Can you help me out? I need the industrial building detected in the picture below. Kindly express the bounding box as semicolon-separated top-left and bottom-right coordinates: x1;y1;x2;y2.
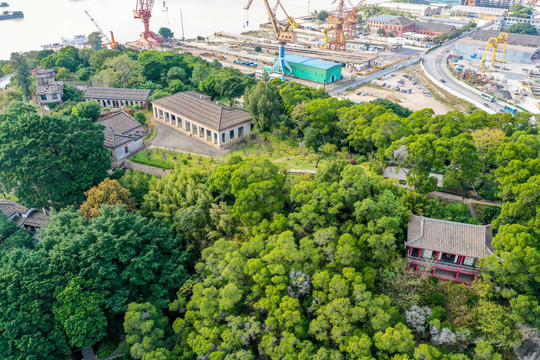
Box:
494;17;540;33
450;5;508;20
453;31;540;64
280;54;342;84
418;16;471;29
378;3;442;17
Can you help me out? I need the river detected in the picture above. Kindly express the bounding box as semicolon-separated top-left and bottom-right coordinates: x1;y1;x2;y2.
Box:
0;0;333;60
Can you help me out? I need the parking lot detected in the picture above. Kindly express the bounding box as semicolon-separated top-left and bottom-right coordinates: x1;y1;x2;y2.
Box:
343;70;454;115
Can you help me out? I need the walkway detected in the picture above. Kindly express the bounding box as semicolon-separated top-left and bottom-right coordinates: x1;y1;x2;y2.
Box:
147;119;231;157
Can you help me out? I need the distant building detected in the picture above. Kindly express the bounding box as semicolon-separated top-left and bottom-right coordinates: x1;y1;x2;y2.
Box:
414;21;456;36
98;112;143;162
450;5;508;20
493;16;540;33
0;200;49;232
461;0;522;8
367;15;455;38
32;68;64;111
152;91;253;149
82;87;152;109
406;215;494;284
378;3;442;17
453;30;540;63
281;54;342;83
418;16;471;29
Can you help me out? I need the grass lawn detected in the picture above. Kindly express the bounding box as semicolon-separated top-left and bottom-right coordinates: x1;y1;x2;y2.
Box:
0;194;19;202
130;149;217;170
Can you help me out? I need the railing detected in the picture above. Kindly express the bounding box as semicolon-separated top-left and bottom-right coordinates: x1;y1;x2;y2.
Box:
408;256;479;274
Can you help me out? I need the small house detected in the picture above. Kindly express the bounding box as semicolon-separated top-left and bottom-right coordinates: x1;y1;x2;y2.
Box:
98;112;143;162
32;68;64;110
406;215;493;284
0;200;49;232
83;87;152;109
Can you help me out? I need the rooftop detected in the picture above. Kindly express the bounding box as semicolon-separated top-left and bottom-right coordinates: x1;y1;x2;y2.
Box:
0;200;49;229
451;5;507;15
98;112;142;149
406;215;493;259
367;14;400;23
471;30;540;48
36;82;64;95
418;16;470;25
414;21;455;33
388;17;415;27
283;54;342;70
152;91;252;132
83;87;152;102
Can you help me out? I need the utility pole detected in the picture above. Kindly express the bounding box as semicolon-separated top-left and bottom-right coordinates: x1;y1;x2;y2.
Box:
180;9;185;41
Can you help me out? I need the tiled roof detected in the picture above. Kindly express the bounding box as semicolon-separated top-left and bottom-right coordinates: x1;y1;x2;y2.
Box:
98;112;142;149
414;21;455;33
0;200;27;218
389;17;415;26
0;200;49;229
152;91;252;132
83;87;152;102
36;81;64;95
367;15;400;23
283;54;342;70
406;215;493;258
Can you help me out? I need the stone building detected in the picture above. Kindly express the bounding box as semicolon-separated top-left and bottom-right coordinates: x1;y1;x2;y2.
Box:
83;87;152;109
151;91;253;149
98;112;143;162
32;68;64;110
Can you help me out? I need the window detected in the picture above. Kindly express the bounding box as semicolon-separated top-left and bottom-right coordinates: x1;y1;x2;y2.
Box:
463;257;476;267
411;248;420;258
230;130;235;139
51;94;58;100
238;126;244;137
222;133;225;143
40;95;47;101
124;146;129;154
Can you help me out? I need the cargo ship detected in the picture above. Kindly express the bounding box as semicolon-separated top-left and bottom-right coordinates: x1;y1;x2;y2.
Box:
0;3;9;7
0;11;23;20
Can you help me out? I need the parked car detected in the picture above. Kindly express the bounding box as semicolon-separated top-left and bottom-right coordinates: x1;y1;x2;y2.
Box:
440;79;446;83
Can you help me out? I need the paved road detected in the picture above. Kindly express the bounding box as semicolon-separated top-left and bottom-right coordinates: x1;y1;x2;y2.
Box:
421;40;505;114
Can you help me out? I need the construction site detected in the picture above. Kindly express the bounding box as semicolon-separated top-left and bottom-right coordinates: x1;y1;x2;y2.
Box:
451;30;540;113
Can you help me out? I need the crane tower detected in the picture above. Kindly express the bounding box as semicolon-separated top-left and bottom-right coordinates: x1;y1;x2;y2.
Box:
133;0;163;48
244;0;294;74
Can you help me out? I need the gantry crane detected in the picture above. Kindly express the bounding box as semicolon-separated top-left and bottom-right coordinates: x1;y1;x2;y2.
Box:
344;0;365;39
85;10;117;49
244;0;294;74
326;0;347;51
133;0;163;48
480;32;508;67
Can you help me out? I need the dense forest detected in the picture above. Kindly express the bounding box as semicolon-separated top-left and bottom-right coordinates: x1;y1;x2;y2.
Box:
0;43;538;360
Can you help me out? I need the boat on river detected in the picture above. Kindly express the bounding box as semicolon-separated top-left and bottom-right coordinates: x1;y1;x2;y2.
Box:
0;3;9;8
0;10;23;20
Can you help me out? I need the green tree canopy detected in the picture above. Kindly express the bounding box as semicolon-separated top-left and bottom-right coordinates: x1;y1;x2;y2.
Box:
245;81;281;132
0;104;110;208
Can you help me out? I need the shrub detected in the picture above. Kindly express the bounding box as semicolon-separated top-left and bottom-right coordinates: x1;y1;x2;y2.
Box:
429;292;445;307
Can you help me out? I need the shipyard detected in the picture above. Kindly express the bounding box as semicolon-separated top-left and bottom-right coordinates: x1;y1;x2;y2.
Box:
0;2;539;360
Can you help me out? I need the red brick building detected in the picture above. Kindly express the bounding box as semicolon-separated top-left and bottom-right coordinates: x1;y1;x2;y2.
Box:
385;17;415;37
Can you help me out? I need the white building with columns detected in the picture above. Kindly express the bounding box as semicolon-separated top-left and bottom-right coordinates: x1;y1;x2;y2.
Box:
152;91;253;149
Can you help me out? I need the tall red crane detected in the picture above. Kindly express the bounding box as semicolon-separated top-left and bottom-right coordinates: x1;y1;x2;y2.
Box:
133;0;162;48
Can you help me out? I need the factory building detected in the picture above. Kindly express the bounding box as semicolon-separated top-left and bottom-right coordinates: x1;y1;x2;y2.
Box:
453;31;540;64
280;54;342;84
493;17;540;33
418;16;471;29
450;5;508;20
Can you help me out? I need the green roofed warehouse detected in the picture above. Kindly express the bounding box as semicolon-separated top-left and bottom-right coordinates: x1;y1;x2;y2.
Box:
281;54;342;84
